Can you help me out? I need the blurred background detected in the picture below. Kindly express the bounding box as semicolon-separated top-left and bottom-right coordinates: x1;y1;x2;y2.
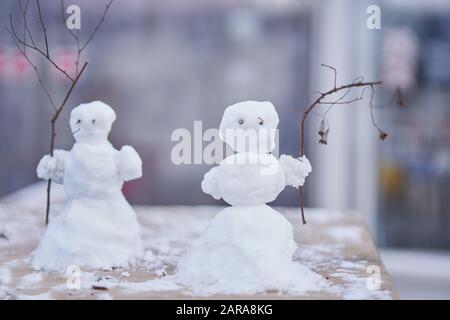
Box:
0;0;449;298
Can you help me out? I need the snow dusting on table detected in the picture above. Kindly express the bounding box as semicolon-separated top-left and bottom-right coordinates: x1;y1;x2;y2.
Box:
0;202;395;300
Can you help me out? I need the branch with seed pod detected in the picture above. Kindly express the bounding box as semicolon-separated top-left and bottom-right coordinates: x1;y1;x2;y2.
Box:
298;64;385;225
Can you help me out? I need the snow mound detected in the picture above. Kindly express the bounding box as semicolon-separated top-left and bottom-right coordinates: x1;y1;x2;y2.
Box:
175;205;327;295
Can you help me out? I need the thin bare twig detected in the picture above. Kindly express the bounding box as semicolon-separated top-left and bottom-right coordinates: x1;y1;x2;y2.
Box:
5;0;113;225
75;29;81;74
45;61;88;225
320;79;369;105
322;77;367;119
300;80;382;155
298;64;383;225
8;13;75;81
18;0;34;50
4;26;57;110
321;63;337;89
53;62;88;122
322;84;354;118
80;0;114;51
60;0;113;76
60;0;81;75
36;0;49;57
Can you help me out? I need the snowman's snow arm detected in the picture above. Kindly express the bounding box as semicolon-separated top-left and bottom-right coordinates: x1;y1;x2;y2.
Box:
279;154;312;189
116;145;143;182
201;166;222;200
36;150;69;184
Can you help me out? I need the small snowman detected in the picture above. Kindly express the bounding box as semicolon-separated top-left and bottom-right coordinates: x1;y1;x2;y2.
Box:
31;101;143;271
176;101;324;294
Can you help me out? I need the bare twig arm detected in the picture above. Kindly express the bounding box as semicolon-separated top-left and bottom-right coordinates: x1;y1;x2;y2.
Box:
299;80;382;156
297;64;383;225
52;62;88;122
45;61;89;225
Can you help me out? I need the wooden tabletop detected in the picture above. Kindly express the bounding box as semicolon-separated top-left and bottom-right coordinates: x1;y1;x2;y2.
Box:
0;193;398;300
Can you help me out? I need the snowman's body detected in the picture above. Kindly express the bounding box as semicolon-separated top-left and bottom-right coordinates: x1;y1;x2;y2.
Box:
31;101;143;271
176;101;321;294
65;143;124;198
215;153;285;206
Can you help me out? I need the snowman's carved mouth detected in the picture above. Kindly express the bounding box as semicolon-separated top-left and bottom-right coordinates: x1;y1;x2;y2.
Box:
71;128;81;135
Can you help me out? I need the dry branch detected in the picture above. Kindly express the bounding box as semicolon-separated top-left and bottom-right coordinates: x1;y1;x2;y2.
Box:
5;0;114;225
298;64;384;225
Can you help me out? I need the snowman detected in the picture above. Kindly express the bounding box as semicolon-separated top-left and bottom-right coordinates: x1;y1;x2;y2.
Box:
31;101;143;271
175;101;324;294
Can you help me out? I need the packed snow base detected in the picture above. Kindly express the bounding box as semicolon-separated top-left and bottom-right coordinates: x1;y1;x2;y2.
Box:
176;205;325;294
1;203;393;299
31;101;143;271
175;101;320;294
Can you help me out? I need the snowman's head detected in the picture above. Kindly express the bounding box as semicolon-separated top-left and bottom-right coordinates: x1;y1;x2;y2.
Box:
70;101;116;145
219;100;279;153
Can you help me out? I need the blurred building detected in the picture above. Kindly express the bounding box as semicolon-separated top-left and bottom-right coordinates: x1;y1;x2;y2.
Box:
378;0;450;248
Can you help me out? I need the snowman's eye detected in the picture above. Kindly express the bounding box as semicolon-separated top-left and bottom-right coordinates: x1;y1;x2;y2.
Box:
76;119;81;124
238;119;244;125
258;118;264;125
92;119;96;124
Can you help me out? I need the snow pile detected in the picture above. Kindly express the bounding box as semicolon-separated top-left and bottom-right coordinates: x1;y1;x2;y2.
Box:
176;205;325;294
17;292;52;300
0;267;13;300
31;101;143;271
0;205;393;299
0;268;12;286
96;293;113;300
17;272;43;289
